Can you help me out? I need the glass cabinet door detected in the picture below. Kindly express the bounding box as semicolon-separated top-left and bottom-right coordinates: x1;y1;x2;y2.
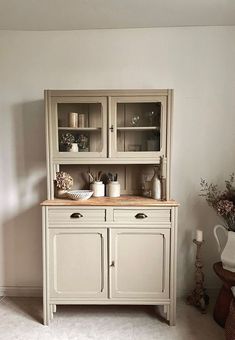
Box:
50;97;107;160
109;96;167;159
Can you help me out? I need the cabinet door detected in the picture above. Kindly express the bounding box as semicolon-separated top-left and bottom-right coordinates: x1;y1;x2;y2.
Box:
50;96;107;160
109;96;167;160
109;228;170;299
49;228;107;298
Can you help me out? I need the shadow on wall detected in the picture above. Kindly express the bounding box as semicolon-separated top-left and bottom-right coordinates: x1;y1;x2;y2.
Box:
1;100;47;289
176;179;221;298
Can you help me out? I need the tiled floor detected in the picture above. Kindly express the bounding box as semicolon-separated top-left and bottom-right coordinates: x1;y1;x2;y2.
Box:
0;297;224;340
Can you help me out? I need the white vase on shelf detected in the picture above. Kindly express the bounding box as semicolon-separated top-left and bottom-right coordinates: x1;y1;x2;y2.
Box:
69;143;78;152
214;225;235;272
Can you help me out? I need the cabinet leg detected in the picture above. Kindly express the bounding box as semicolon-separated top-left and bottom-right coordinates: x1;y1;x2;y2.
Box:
43;300;50;326
53;304;57;313
164;305;170;321
50;305;54;320
169;301;176;326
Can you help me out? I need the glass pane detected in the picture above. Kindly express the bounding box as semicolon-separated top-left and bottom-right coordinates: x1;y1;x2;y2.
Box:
57;103;102;153
116;102;161;152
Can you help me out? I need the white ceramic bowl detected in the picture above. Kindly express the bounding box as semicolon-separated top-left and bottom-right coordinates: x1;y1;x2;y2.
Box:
66;190;93;201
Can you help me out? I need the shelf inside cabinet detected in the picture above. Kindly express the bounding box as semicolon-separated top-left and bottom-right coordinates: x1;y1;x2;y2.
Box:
117;126;160;132
58;127;101;131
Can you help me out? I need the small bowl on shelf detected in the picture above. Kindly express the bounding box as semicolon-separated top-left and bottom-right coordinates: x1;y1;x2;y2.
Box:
66;190;93;201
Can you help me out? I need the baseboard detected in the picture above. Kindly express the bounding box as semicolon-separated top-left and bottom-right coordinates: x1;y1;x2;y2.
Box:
0;286;42;297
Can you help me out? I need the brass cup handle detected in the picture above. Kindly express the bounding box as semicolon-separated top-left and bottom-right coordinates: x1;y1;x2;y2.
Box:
70;212;83;219
135;213;148;219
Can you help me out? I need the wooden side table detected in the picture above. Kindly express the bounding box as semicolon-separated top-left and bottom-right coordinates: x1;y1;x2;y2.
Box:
213;262;235;327
225;294;235;340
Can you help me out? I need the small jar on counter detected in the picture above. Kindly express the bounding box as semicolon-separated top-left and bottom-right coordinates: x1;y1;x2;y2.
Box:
106;181;120;197
90;181;105;197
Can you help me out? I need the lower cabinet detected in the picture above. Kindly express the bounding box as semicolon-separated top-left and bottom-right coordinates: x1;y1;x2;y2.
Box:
49;227;169;301
42;205;178;326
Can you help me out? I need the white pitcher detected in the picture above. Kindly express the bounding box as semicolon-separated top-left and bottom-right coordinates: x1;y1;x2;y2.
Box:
214;225;235;272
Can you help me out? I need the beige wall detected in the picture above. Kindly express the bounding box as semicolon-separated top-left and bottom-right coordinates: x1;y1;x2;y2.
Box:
0;26;235;296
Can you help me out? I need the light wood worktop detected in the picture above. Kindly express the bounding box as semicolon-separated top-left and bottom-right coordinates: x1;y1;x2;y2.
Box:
41;195;179;207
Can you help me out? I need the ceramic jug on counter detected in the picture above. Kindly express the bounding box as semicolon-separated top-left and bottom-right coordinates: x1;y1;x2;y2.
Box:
214;225;235;272
151;167;161;200
107;181;120;197
90;181;105;197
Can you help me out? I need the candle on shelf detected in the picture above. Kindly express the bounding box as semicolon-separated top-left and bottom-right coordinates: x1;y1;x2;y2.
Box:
69;112;78;128
78;114;85;128
196;229;203;242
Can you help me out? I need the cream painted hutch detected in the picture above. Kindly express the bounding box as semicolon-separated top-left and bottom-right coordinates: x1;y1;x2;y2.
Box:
41;90;178;326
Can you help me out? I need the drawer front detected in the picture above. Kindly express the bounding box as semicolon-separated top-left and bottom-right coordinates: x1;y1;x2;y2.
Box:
48;208;106;225
113;209;171;223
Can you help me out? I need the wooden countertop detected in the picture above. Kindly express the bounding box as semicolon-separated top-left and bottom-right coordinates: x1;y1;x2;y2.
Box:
41;196;179;207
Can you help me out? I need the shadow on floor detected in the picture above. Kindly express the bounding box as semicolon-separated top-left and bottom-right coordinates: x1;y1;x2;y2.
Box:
1;297;43;324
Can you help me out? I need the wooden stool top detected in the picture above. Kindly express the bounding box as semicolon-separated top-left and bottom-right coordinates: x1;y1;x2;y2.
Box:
213;262;235;287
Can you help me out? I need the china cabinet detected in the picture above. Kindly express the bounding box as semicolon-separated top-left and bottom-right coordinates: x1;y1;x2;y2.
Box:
42;90;178;326
46;90;171;162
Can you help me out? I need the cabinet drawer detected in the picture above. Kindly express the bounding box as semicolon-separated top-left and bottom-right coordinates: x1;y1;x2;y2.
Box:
113;209;171;223
48;208;106;225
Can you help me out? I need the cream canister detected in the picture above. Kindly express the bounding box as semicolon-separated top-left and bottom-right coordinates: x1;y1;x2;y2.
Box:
90;181;105;197
107;181;120;197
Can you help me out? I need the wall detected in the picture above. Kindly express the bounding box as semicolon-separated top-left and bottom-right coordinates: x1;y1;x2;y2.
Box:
0;27;235;296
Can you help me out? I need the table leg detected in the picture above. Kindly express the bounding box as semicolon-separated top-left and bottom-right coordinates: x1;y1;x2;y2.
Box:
214;284;233;327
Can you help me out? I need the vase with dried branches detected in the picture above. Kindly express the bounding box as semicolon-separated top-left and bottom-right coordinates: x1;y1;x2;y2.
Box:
55;171;73;198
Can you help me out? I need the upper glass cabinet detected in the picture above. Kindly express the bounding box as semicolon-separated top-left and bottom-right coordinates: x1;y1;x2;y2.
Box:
50;97;107;159
46;91;170;163
109;96;167;159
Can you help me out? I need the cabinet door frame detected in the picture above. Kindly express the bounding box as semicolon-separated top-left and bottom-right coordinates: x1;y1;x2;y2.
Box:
49;96;107;160
109;96;167;159
49;227;108;299
109;227;170;299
